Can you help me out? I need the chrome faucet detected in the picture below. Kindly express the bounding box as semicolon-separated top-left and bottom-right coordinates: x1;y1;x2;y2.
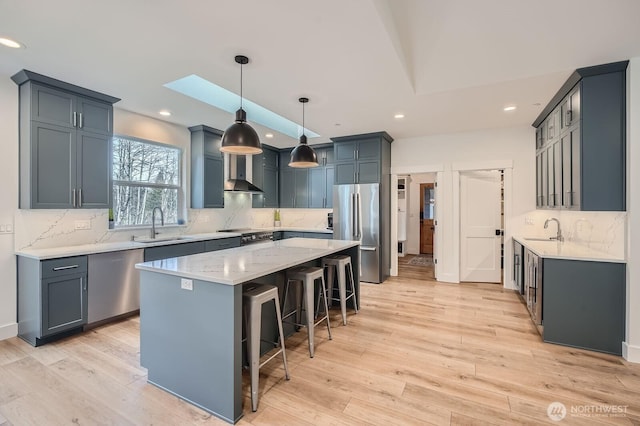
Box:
544;217;563;242
150;207;164;239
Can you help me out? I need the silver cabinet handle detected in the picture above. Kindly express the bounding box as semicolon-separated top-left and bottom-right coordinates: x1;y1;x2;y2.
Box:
565;110;572;126
73;112;77;127
81;276;87;291
79;112;83;128
53;264;79;271
353;172;356;183
78;188;82;207
72;188;76;207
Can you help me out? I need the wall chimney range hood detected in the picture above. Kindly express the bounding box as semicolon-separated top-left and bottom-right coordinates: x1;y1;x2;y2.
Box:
224;154;263;193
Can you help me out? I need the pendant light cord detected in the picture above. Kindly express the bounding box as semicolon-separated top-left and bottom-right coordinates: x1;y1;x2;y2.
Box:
240;62;243;110
302;101;305;137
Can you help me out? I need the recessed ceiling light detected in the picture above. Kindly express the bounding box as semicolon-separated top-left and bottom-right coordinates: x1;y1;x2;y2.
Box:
0;37;24;49
335;123;341;126
394;113;405;119
503;106;517;112
159;110;171;116
265;133;274;138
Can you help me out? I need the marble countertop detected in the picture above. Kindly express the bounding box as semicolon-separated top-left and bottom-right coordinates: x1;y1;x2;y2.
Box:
135;238;359;285
15;227;334;260
15;232;242;260
513;236;626;263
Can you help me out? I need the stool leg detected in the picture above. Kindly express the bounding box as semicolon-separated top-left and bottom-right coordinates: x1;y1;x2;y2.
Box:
273;296;290;380
304;279;315;358
337;264;347;325
320;275;332;340
247;301;261;412
348;262;358;313
325;264;335;308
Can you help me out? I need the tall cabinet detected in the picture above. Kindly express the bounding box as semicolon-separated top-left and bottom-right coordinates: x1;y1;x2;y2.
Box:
308;145;334;208
190;125;224;208
533;61;627;211
252;144;279;208
12;70;120;209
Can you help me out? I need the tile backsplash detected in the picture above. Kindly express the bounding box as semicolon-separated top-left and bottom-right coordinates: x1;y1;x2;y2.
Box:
522;210;626;259
15;193;332;251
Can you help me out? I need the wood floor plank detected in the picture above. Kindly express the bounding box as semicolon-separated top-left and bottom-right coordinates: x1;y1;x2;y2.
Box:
1;255;638;424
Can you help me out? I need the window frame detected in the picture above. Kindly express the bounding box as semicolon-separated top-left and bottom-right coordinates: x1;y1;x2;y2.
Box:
111;134;184;229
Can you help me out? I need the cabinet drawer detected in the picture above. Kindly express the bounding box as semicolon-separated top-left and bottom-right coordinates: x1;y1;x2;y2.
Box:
204;237;241;252
41;256;88;278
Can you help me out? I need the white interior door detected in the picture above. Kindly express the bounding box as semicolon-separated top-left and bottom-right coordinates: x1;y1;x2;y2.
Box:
460;170;502;283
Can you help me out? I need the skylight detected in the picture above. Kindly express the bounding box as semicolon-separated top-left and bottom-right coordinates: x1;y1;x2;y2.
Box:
164;75;320;139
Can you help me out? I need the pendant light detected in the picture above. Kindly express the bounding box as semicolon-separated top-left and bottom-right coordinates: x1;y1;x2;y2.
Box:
220;55;262;155
289;97;318;168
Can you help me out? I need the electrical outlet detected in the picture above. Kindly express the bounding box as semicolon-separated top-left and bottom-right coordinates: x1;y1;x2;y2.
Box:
0;224;14;234
181;279;193;291
75;220;91;230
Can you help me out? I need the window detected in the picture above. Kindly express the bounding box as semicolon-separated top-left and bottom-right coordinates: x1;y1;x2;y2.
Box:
112;136;182;227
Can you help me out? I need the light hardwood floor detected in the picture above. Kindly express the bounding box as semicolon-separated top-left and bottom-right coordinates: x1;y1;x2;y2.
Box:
1;255;639;425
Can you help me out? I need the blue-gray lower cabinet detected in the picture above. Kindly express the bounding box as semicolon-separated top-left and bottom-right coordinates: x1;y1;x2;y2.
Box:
281;231;332;240
144;241;207;262
542;259;625;355
204;237;241;252
18;255;88;346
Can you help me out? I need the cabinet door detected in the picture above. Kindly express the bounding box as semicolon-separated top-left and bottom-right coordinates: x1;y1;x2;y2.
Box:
355;138;380;161
204;155;224;208
561;132;574;208
569;86;581;125
263;147;279;168
263;166;279;208
31;121;76;209
41;272;87;336
357;160;380;184
279;168;295;208
204;237;241;252
77;131;110;208
308;167;325;208
294;169;309;208
540;148;548;207
323;147;334;165
334;141;357;162
536;153;542;207
325;166;334;208
547;109;560;142
335;162;356;184
77;97;112;135
552;140;562;208
570;127;581;209
143;241;206;262
31;84;75;128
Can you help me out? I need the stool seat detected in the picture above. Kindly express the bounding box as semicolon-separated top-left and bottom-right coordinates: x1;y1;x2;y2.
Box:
283;266;332;358
243;282;290;412
322;254;358;325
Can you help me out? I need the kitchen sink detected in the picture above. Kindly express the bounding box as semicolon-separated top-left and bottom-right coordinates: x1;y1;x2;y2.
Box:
135;236;194;244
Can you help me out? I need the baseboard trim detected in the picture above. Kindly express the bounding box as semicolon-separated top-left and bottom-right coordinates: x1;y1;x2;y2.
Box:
622;342;640;363
0;322;18;341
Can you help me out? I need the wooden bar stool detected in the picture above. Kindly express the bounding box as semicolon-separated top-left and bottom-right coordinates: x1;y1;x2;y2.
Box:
243;282;290;412
283;266;332;357
322;254;358;325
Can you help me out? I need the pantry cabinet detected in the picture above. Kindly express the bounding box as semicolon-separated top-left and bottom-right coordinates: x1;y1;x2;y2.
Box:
533;61;627;211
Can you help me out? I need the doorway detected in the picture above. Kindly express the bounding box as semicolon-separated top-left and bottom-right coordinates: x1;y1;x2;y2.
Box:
419;183;435;255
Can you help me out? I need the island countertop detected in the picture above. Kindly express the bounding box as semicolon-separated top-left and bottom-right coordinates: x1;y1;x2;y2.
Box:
135;238;359;285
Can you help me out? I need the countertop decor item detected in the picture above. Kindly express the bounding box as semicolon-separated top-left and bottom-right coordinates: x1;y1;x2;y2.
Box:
274;209;281;226
220;55;262;155
289;97;318;167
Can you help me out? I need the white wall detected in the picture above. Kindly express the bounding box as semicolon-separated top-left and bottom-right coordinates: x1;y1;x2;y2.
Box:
391;126;536;284
0;75;19;340
625;57;640;362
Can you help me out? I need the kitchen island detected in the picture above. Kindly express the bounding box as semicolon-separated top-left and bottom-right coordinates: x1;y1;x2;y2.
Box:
135;238;360;424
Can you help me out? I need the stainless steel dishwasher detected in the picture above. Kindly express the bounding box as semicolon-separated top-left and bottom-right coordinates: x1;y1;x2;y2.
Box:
87;249;144;325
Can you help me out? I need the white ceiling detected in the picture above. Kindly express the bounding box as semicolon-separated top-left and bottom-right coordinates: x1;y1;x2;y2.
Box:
2;0;640;148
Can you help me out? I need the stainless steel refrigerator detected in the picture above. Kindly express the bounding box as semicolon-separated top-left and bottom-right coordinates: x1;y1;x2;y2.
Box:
333;183;382;283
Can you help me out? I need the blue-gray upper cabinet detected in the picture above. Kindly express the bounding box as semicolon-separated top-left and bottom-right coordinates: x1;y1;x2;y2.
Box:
252;144;279;208
190;125;224;209
331;132;393;185
307;144;335;208
12;70;119;209
533;61;627;211
279;150;309;208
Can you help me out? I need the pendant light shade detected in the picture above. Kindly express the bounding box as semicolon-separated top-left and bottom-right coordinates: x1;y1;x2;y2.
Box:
220;55;262;155
289;97;318;168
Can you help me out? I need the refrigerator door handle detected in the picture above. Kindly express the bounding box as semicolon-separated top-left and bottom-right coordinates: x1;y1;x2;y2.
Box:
360;246;377;251
356;192;362;240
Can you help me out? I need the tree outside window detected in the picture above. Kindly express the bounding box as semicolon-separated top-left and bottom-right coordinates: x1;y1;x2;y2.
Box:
112;136;181;227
